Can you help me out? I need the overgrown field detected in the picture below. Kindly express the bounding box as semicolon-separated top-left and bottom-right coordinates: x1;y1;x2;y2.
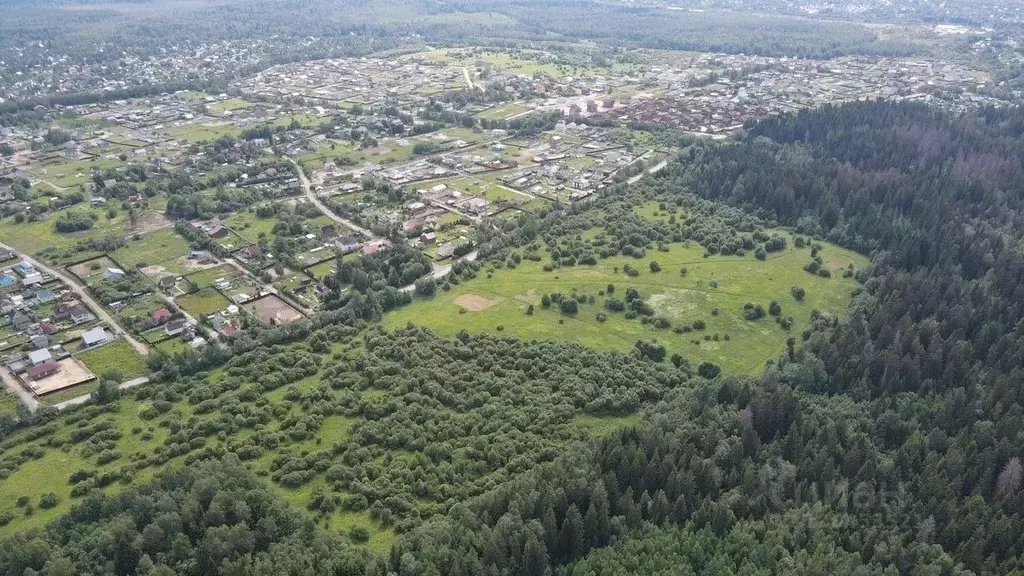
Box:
77;340;148;380
0;329;677;552
385;231;867;373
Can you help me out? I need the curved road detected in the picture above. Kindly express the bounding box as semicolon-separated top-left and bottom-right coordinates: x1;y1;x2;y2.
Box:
0;242;150;357
288;159;378;240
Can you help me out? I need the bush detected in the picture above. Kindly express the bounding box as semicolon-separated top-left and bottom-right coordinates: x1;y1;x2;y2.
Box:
39;492;60;509
54;210;95;233
559;299;578;315
596;313;607;323
414;277;436;297
743;303;766;321
791;285;806;300
349;526;371;542
769;300;782;316
698;362;721;379
649;261;661;272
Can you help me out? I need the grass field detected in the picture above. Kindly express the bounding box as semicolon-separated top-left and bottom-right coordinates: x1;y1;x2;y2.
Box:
184;263;238;288
384;235;868;374
475;102;532;120
29;156;124;188
39;381;100;406
77;340;148;380
208;98;250;115
166;122;240;143
306;260;337;280
0;206;124;256
0;391;20;419
109;228;191;271
177;288;231;316
224;211;280;242
156;338;192;356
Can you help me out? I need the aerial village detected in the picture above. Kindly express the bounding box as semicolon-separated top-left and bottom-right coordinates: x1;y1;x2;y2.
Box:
0;38;1018;410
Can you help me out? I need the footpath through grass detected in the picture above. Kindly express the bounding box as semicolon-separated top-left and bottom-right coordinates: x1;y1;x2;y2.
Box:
384;235;868;374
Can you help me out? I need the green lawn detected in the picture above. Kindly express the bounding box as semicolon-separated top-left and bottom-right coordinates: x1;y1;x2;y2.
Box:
39;381;100;406
77;340;148;380
156;338;192;356
177;288;230;316
0;206;132;256
184;264;238;289
224;211;280;243
306;260;337;280
109;228;191;271
475;102;532;120
166;122;240;143
384;236;868;374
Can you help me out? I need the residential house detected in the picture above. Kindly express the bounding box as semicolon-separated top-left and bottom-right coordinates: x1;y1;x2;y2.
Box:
16;260;34;276
102;268;126;280
165;319;187;337
28;348;52;365
68;307;94;324
361;240;387;256
30;334;48;350
0;249;14;262
420;232;437;245
90;197;108;207
238;245;261;260
334;235;359;254
0;273;15;288
21;271;43;287
33;289;55;305
436;242;455;259
151;308;172;324
320;224;338;239
338;182;361;194
81;327;109;348
158;276;177;291
11;311;31;330
26;361;60;381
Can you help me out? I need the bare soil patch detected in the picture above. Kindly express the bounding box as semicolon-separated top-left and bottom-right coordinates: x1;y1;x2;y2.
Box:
28;358;95;396
454;294;499;311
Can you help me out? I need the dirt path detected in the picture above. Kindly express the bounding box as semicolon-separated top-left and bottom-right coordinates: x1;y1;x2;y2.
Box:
51;376;150;411
288;159;378;239
0;242;150;357
1;367;37;414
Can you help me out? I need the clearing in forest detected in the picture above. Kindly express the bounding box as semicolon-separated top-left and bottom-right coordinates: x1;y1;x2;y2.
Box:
385;232;868;374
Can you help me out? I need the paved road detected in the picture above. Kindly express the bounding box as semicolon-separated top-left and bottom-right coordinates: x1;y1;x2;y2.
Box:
51;376;150;411
462;67;478;91
1;367;38;414
0;242;150;357
400;250;479;293
289;159;378;239
628;159;668;185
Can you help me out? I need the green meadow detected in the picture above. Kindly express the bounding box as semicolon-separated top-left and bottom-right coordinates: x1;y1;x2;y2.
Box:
385;236;868;374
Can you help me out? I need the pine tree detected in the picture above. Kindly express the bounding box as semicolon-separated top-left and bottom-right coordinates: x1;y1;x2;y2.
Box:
521;534;548;576
557;504;584;563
